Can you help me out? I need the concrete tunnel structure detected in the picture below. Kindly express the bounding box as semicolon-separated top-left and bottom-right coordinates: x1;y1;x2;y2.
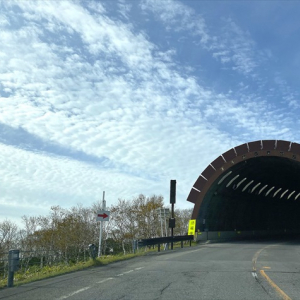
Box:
187;140;300;233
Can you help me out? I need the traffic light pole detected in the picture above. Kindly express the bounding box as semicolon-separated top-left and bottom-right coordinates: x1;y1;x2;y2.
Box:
169;180;176;250
171;202;174;250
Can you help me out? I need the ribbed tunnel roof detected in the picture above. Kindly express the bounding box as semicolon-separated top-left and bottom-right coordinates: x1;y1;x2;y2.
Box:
187;140;300;231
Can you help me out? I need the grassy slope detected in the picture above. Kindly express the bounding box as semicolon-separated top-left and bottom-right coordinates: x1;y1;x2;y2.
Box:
0;241;196;289
0;252;144;289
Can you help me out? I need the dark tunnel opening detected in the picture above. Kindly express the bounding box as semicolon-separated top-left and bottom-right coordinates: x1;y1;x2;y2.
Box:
201;157;300;231
188;140;300;234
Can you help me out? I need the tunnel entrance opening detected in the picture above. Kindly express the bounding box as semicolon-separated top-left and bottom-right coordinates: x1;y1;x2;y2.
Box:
187;140;300;234
201;156;300;231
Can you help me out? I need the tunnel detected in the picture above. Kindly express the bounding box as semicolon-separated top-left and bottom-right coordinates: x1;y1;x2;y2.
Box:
187;140;300;233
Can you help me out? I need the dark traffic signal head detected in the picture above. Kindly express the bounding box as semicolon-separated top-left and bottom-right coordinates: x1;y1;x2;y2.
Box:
170;180;176;204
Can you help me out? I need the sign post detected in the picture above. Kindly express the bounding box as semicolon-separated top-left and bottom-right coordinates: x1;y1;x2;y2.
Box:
97;192;110;257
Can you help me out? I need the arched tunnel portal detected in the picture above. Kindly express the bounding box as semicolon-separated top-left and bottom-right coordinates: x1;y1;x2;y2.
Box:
187;140;300;232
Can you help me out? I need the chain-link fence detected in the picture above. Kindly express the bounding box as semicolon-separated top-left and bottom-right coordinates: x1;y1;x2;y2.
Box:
0;239;138;288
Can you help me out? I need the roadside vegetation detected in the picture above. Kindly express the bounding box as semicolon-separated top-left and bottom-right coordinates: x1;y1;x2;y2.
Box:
0;252;144;288
0;194;192;288
0;243;195;289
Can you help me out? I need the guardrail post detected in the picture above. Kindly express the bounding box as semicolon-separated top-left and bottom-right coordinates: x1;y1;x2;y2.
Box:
8;249;20;287
158;244;160;252
189;240;192;247
181;241;183;248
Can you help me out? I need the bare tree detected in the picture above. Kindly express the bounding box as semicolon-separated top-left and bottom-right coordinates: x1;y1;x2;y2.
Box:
174;208;193;235
0;220;18;252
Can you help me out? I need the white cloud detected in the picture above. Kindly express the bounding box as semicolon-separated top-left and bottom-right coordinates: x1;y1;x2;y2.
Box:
141;1;259;76
0;143;170;221
0;0;299;225
141;0;209;43
214;19;258;75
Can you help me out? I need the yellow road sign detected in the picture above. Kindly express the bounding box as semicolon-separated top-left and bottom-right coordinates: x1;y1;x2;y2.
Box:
188;219;196;235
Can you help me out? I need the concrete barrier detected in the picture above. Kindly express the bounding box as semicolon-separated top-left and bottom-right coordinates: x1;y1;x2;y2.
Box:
196;229;300;242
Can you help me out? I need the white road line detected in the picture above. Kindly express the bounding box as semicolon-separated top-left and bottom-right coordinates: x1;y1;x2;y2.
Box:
188;248;205;254
58;286;90;300
163;248;204;260
116;267;144;277
97;278;114;284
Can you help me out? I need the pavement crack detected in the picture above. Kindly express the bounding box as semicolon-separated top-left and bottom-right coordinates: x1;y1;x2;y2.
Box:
160;282;172;295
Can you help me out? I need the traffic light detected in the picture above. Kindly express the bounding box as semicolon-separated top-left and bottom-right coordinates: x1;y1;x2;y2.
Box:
170;180;176;204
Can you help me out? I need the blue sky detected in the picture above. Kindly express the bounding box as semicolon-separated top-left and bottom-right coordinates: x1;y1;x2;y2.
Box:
1;0;300;225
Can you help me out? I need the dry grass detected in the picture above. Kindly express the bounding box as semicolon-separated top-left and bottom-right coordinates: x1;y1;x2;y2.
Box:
0;241;196;289
0;251;144;289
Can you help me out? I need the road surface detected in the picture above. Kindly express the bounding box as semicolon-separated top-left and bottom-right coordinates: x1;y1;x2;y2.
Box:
1;239;300;299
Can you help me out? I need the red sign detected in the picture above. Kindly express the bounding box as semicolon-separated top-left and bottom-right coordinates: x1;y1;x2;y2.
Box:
98;213;108;219
96;210;110;221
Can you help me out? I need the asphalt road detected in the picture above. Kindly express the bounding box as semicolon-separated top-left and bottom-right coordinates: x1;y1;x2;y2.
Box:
1;239;300;300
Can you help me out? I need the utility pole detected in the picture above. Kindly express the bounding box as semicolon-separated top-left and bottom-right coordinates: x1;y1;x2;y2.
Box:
98;191;106;257
164;209;169;237
156;208;163;237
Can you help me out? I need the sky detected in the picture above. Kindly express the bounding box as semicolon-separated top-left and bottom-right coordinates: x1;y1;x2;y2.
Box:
1;0;300;226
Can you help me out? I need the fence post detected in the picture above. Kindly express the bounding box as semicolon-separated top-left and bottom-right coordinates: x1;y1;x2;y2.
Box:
158;244;160;252
8;250;20;287
181;241;183;248
132;240;138;254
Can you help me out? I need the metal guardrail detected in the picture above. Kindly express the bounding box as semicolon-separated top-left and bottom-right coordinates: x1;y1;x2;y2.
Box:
137;235;193;252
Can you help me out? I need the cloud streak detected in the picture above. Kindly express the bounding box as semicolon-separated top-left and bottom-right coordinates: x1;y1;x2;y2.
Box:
0;0;299;225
